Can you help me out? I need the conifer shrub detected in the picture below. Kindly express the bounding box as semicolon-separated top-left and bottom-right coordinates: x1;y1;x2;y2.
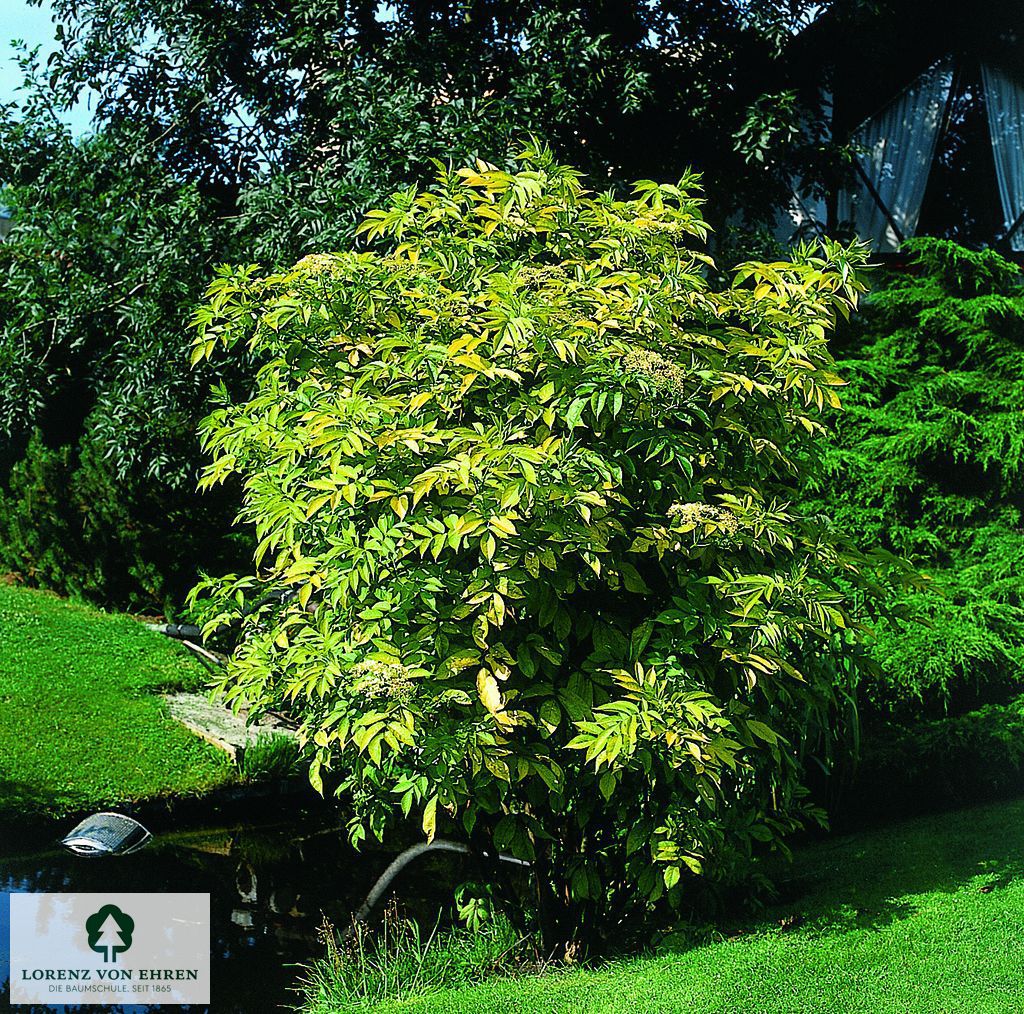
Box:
807;238;1024;722
0;426;243;613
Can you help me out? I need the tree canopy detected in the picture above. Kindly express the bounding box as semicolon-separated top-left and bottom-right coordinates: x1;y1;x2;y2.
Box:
0;0;839;608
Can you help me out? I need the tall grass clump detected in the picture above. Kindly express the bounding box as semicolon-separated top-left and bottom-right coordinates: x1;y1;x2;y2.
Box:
240;732;303;782
298;908;530;1012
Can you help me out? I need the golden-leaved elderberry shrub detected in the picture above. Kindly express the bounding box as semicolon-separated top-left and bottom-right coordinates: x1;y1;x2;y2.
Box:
190;145;890;954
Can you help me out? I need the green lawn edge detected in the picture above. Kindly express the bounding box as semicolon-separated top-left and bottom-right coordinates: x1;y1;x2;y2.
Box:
347;796;1024;1014
0;582;236;820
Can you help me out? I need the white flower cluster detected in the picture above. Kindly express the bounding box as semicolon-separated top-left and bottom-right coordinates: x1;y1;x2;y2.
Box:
517;264;567;283
293;253;342;275
622;346;689;397
350;659;415;701
667;501;739;535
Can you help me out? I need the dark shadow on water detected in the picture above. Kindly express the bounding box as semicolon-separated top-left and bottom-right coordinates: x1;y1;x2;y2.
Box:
0;801;480;1013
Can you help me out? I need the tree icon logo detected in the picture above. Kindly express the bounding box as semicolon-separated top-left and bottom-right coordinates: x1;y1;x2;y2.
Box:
85;904;135;963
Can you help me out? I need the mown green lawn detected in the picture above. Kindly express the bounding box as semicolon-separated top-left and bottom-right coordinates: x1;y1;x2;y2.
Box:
0;582;234;819
365;797;1024;1013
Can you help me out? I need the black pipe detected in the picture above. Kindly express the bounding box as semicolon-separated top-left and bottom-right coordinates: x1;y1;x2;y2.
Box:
156;623;203;640
149;588;295;643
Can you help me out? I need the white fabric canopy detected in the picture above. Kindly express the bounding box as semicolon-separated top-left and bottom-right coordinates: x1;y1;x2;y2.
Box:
772;184;827;246
837;61;953;252
982;63;1024;252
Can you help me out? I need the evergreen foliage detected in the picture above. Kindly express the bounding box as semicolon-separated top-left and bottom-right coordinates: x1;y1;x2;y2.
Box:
843;696;1024;822
0;428;242;610
806;238;1024;720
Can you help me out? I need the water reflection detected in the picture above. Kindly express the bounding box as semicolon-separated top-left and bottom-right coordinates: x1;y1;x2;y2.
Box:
1;811;471;1013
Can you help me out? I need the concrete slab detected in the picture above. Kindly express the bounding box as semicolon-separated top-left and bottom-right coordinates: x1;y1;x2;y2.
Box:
163;693;297;762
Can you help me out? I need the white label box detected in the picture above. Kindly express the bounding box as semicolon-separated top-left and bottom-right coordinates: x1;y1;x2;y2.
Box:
9;892;210;1005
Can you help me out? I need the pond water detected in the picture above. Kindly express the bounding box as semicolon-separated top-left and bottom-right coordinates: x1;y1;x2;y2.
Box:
1;804;476;1013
